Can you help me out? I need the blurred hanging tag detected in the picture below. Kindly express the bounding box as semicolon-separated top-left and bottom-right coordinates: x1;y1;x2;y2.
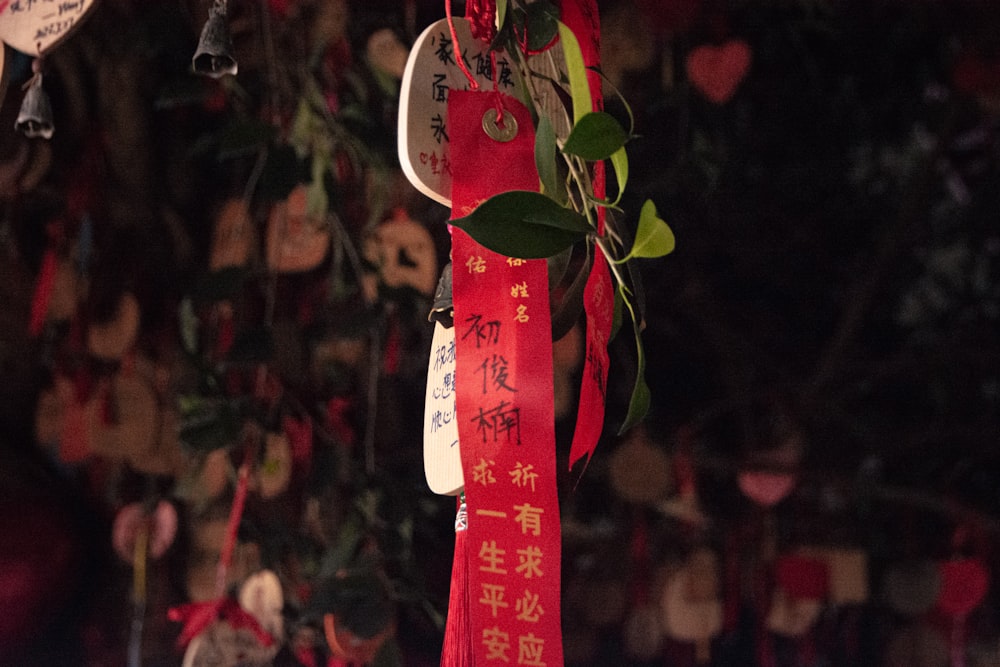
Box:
210;198;255;271
361;210;438;298
254;432;293;499
397;17;516;206
661;549;723;663
87;292;141;361
0;44;7;107
181;621;277;667
238;570;284;642
91;370;160;463
0;0;99;56
423;320;462;495
265;184;330;273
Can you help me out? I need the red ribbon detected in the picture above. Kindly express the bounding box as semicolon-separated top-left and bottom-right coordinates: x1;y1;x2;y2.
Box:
167;598;274;650
169;457;258;649
449;89;565;666
561;0;615;470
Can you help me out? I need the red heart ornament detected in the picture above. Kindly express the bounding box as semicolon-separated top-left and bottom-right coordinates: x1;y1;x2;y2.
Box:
686;40;752;104
937;558;990;617
737;469;797;507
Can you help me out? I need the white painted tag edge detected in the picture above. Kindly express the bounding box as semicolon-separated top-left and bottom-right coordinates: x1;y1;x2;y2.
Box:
398;18;454;208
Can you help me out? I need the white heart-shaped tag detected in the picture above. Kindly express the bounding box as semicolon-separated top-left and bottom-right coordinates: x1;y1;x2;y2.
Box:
398;17;517;207
0;0;99;56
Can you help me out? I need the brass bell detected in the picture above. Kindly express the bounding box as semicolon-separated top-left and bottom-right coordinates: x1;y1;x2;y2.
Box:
192;0;238;78
15;72;54;140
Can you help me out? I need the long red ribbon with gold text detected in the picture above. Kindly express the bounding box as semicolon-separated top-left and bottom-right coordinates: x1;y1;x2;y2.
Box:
450;88;564;666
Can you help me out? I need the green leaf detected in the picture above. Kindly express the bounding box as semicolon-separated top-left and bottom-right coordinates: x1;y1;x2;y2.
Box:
628;199;675;259
557;21;591;123
524;1;559;52
618;292;651;433
496;0;508;30
562;112;628;161
589;66;636;137
449;190;590;259
620;375;651;434
178;395;244;452
608;146;628;206
535;116;565;204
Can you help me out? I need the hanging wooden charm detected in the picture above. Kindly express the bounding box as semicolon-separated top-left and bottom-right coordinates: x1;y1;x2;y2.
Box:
398;16;501;207
799;546;869;606
87;292;141;361
88;367;160;463
765;554;828;638
253;431;293;499
609;426;673;505
423;320;462;495
0;0;98;56
265;184;330;273
210;198;255;271
361;208;438;300
661;548;723;663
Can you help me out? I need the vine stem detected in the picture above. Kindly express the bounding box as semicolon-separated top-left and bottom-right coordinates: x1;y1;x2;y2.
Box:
595;235;630;295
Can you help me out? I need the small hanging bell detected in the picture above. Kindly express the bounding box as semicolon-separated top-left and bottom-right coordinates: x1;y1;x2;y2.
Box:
428;262;453;327
15;70;54;140
192;0;238;78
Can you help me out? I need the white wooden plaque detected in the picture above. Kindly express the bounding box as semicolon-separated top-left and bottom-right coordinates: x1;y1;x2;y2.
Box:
0;0;98;57
398;17;517;207
423;321;463;495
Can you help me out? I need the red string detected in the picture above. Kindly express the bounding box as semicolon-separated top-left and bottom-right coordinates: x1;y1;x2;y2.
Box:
445;0;479;90
217;457;251;598
169;598;273;649
489;51;505;124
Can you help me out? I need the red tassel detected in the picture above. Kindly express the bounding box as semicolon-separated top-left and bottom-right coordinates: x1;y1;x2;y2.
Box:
441;498;474;667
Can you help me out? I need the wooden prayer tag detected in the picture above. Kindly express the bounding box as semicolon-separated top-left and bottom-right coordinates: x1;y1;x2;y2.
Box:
398;17;511;207
423;320;462;495
0;0;99;56
87;292;141;361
